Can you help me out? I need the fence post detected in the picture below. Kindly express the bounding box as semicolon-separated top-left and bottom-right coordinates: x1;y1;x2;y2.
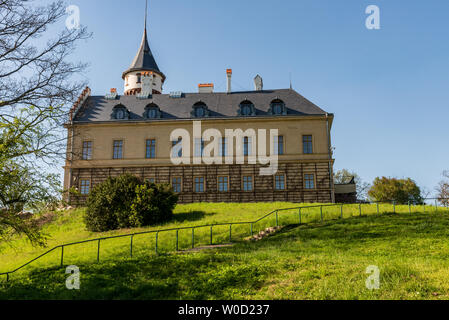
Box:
6;273;9;283
155;232;158;254
229;224;232;243
192;228;195;249
408;201;411;214
250;223;253;236
340;204;343;219
210;226;213;245
97;239;101;263
435;199;438;213
320;206;323;222
359;203;362;216
393;201;396;214
376;202;379;215
299;208;302;224
60;245;64;267
424;203;426;213
176;230;179;251
276;211;279;227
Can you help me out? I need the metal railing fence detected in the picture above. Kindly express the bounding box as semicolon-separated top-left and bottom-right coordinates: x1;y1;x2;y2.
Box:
1;198;448;283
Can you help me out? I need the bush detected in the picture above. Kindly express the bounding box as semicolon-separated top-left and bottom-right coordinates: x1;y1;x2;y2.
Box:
368;177;423;204
84;174;178;232
130;183;178;227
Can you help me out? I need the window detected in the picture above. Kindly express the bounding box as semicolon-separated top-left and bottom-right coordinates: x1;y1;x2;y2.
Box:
137;73;141;83
172;139;182;158
219;137;228;157
243;137;252;156
145;104;160;119
82;141;92;160
270;99;286;115
192;102;209;118
116;109;125;119
275;174;285;190
194;138;205;157
195;107;205;117
218;176;229;192
172;177;182;193
239;101;254;116
243;176;253;191
304;174;315;189
113;140;123;159
274;136;284;155
303;135;313;154
194;177;205;193
113;105;128;120
148;108;157;118
80;179;90;195
146;139;156;159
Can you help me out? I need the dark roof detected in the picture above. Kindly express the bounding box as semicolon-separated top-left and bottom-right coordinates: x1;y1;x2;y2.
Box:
122;29;163;79
73;89;330;123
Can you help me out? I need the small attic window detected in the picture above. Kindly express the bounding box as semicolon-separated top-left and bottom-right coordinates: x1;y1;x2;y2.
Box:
238;101;255;116
112;105;129;120
269;99;287;115
192;102;209;118
145;103;161;119
137;73;142;83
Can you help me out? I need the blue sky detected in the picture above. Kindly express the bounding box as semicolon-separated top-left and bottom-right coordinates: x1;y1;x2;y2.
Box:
60;0;449;195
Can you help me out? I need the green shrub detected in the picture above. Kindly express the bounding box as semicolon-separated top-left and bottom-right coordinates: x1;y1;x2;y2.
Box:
130;183;178;227
84;174;178;232
368;177;423;204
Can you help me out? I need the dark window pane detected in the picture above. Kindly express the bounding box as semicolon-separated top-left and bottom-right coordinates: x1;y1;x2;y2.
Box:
82;141;92;160
303;135;313;154
146;139;156;159
113;140;123;159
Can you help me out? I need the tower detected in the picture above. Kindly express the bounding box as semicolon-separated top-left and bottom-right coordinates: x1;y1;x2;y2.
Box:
122;0;165;95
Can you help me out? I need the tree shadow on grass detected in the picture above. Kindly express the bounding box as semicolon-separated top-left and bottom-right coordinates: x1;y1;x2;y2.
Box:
172;211;217;224
0;252;268;300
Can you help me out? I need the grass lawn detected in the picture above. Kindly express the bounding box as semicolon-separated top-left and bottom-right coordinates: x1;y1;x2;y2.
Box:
1;202;449;299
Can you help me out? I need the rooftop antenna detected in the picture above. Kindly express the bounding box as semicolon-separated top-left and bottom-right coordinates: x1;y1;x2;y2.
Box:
289;72;292;90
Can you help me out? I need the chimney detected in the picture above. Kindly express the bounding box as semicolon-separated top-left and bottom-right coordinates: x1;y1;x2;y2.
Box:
254;75;263;91
226;69;232;93
105;88;118;100
198;83;214;93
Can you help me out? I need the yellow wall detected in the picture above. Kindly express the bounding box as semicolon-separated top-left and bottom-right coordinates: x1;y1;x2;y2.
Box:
64;115;333;191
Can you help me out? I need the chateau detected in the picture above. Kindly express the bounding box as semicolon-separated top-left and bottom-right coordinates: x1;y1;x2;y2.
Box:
63;9;336;205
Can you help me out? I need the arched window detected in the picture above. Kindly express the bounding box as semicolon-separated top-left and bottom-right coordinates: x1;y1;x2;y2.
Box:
144;103;161;119
269;99;287;115
191;102;209;118
112;104;129;120
238;100;255;116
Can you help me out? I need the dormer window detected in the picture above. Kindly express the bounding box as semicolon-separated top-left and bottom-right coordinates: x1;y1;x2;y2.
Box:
144;104;161;119
269;99;287;115
112;105;129;120
191;102;209;118
238;101;255;116
116;109;125;119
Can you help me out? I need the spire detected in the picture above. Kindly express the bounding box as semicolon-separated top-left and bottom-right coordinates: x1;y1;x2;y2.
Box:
122;0;164;79
144;0;147;30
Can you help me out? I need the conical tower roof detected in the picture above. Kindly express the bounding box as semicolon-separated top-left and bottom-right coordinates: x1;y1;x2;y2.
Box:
122;2;165;80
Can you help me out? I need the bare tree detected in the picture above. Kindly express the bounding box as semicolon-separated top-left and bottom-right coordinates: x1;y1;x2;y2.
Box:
436;171;449;206
0;0;91;245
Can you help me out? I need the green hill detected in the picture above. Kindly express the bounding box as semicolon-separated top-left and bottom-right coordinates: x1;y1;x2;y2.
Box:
1;202;449;299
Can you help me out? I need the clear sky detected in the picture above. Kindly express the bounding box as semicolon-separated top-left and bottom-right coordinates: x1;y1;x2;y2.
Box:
60;0;449;195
